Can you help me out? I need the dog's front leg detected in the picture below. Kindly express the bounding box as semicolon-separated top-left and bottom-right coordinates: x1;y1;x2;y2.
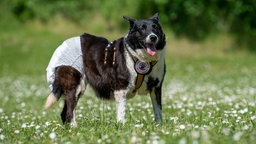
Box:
114;90;128;123
150;86;162;124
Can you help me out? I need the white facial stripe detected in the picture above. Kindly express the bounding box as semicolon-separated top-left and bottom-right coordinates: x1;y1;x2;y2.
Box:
146;33;159;43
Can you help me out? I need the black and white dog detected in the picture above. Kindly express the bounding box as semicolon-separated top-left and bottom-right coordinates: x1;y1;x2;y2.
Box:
45;13;166;126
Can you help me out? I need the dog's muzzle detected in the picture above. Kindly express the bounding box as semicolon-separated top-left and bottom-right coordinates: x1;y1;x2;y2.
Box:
145;33;158;56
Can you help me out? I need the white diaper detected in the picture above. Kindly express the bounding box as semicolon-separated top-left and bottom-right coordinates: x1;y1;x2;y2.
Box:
46;36;84;91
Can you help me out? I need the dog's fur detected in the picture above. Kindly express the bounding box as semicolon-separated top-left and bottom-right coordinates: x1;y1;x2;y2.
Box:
45;13;166;126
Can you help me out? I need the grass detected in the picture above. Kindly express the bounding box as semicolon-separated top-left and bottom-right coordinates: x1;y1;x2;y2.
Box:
0;18;256;144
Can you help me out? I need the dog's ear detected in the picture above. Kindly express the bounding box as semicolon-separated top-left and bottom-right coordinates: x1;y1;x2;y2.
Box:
150;13;159;21
123;16;136;27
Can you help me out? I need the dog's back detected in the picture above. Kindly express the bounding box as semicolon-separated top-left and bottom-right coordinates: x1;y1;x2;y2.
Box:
80;33;130;99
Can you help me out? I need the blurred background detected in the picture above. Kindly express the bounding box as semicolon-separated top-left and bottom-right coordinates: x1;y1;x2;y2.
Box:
0;0;255;78
1;1;256;143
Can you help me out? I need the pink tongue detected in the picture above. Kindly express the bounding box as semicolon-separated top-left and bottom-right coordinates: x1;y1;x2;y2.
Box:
146;45;156;56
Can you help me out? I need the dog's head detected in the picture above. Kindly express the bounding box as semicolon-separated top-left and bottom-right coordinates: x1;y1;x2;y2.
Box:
124;13;166;62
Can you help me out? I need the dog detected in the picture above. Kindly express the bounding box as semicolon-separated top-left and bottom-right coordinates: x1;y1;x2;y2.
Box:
45;13;166;126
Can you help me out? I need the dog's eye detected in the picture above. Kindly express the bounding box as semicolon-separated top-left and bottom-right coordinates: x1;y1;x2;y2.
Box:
141;25;147;30
152;24;157;29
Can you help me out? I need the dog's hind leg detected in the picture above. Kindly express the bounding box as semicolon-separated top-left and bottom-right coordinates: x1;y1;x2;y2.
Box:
150;86;162;124
61;88;78;127
52;66;84;127
61;81;85;127
61;79;85;127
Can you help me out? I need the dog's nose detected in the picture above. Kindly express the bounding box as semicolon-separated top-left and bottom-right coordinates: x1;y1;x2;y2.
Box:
149;35;157;42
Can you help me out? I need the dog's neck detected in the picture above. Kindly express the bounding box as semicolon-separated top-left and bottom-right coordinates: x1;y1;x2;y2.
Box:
123;35;158;93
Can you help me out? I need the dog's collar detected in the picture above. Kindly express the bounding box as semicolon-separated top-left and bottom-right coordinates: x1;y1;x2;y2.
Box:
124;40;158;93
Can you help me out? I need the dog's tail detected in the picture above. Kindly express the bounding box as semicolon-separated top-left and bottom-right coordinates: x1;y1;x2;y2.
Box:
44;85;62;109
44;93;58;109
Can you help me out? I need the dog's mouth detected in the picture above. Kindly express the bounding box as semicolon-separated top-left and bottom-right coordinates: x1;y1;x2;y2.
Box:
145;43;157;56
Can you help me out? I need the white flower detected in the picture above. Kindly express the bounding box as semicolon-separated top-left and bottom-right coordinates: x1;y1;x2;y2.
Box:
222;120;229;124
130;136;137;143
179;137;186;144
45;121;51;126
233;131;243;141
42;111;47;115
179;125;185;130
152;139;163;144
49;132;56;139
134;124;144;128
191;131;200;139
250;115;256;120
21;123;27;128
231;110;237;114
0;108;3;113
170;117;179;123
243;125;249;130
222;128;230;136
0;134;4;140
21;102;26;107
97;139;102;143
239;108;248;114
14;130;20;134
35;125;40;130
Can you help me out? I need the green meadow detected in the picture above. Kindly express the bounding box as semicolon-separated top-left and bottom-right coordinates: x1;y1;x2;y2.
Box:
1;14;256;144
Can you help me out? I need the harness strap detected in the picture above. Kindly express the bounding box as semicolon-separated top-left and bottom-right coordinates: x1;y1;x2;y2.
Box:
133;61;157;93
135;74;144;90
104;42;116;65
